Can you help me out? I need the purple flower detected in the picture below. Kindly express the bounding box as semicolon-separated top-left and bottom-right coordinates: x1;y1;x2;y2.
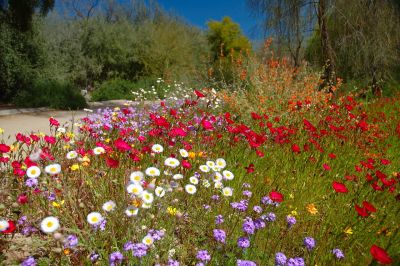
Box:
213;229;226;243
123;241;134;251
242;183;251;188
109;251;123;265
90;252;100;262
64;234;78;248
18;216;27;225
265;212;276;222
203;204;211;210
253;205;263;213
196;263;205;266
275;252;287;265
242;217;255;235
286;215;296;228
21;256;36;266
211;195;220;201
261;196;273;205
231;200;248;212
196;250;211;262
215;215;224;225
287;257;305;266
332;248;344;259
304;237;316;250
132;243;148;258
237;260;257;266
168;259;180;266
254;218;265;230
25;178;38;187
243;190;252;198
47;192;56;201
237;237;250;249
148;229;165;241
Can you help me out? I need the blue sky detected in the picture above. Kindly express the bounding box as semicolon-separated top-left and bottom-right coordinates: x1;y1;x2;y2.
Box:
157;0;259;38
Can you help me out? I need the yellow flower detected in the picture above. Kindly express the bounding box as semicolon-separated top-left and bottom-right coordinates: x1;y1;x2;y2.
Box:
291;210;298;216
188;152;196;159
306;203;318;215
38;132;45;137
0;128;4;134
70;164;80;171
344;226;353;235
10;144;18;152
66;132;74;138
167;206;178;216
52;200;65;208
198;152;204;157
105;138;111;143
63;145;70;150
289;193;294;199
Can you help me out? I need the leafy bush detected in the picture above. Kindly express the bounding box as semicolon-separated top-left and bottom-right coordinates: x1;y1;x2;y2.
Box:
91;78;136;101
12;79;87;110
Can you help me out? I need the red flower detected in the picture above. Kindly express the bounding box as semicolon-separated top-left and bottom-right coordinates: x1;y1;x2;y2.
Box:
245;163;255;173
114;138;131;152
328;153;336;159
269;191;284;202
182;160;192;169
370;245;392;264
291;144;301;153
323;164;331;171
2;220;16;234
194;89;205;98
251;112;262;120
201;120;214;131
0;144;10;153
256;150;264;158
106;157;119;168
17;194;29;205
362;201;376;213
355;204;369;217
44;135;56;144
49;117;60;127
332;181;348;193
380;159;391;165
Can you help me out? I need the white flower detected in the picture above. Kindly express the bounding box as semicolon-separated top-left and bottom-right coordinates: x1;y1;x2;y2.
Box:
189;176;199;185
155;187;165;197
125;206;139;217
0;220;9;232
142;235;154;246
45;164;61;175
206;161;215;168
202;179;211;188
165;158;180;168
66;151;78;159
213;172;223;182
57;127;66;133
145;167;160;177
211;165;221;172
40;216;60;233
223;170;234;180
87;212;103;225
173;174;183;180
216;158;226;169
215;181;223;189
199;165;210;173
185;184;197;194
130;171;144;183
142;191;154;204
141;202;152;209
179;149;188;157
93;146;105;155
127;183;143;196
222;187;233;197
102;201;116;212
29;149;42;162
26;166;41;178
152;144;164;153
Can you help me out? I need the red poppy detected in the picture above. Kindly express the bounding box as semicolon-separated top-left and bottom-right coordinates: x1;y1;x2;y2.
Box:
380;159;391;165
362;201;376;213
44;135;56;144
355;204;369;217
370;245;392;264
256;150;264;158
194;89;205;98
49;117;60;127
251;112;262;120
201;120;214;131
106;157;119;168
114;138;131;152
0;144;11;153
291;144;301;153
323;164;331;171
328;153;336;159
17;194;29;204
245;163;255;173
332;181;348;193
2;220;16;234
269;191;284;203
181;160;191;169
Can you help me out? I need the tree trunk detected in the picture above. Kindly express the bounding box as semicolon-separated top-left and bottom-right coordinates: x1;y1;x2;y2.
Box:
317;0;336;92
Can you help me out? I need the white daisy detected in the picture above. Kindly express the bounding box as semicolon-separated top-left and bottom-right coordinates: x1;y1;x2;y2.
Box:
40;216;60;233
165;158;180;168
213;172;223;182
173;174;183;180
206;161;215;168
179;149;188;157
189;176;199;185
223;170;234;180
155;187;165;197
216;158;226;169
45;164;61;175
211;165;221;172
141;191;154;204
199;165;210;173
87;212;103;225
141;202;152;209
185;184;197;194
130;171;144;183
202;179;211;188
127;183;143;196
222;187;233;197
0;220;9;232
57;127;66;133
66;151;78;159
215;181;223;189
145;167;160;177
151;144;164;153
102;200;116;212
93;146;105;155
125;206;139;217
142;235;154;246
26;166;41;178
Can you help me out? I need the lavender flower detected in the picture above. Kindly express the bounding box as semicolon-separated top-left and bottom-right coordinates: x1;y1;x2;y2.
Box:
211;195;220;201
148;229;165;241
242;183;251;188
47;192;56;201
213;229;226;243
243;190;252;198
332;248;345;259
265;212;276;222
237;260;257;266
286;215;296;228
231;200;248;212
304;237;316;250
237;237;250;249
242;217;255;235
64;234;78;248
109;251;123;265
203;204;211;210
215;215;224;225
18;216;27;225
275;252;287;265
253;205;263;213
287;257;305;266
25;178;38;187
132;243;148;258
196;250;211;263
254;218;266;230
90;252;100;262
123;241;134;251
168;259;180;266
21;256;36;266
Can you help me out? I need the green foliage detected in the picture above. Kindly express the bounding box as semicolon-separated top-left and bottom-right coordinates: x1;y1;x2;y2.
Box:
91;78;136;101
12;78;87;109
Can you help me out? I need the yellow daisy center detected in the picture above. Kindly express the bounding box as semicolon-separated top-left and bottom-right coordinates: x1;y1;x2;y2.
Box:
91;217;98;223
47;221;53;228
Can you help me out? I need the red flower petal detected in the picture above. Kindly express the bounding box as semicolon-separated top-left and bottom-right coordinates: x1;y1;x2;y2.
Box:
332;181;348;193
269;191;284;203
355;204;369;217
362;201;376;213
370;245;392;264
